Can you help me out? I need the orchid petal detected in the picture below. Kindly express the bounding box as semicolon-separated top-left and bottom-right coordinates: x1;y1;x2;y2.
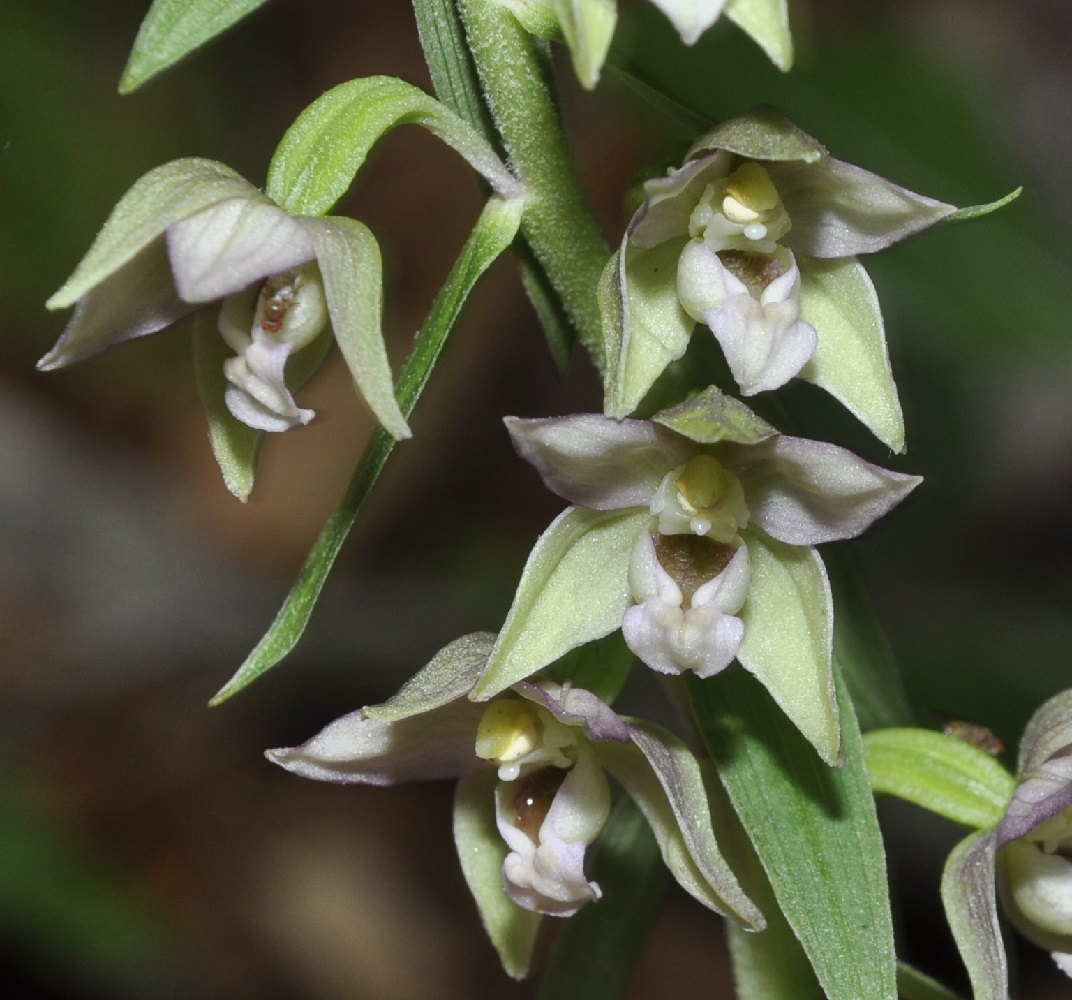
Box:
515;682;631;744
941;830;1008;1000
265;699;487;785
166;196;316;303
652;384;778;446
473;507;651;700
552;0;617;89
47;158;256;311
302;215;410;439
505;414;691;509
687;111;826;166
38;242;193;369
648;0;726;44
737;531;840;764
724;0;793;72
1017;689;1072;776
605;239;696;418
997;755;1072;848
630;157;728;248
597;719;763;928
798;257;904;453
454;771;542;979
770;157;955;258
727;436;922;546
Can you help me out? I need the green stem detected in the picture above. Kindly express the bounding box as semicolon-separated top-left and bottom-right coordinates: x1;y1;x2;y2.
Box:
457;0;610;370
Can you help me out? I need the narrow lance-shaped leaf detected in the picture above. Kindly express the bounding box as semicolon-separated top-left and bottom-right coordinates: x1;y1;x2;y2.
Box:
209;196;523;703
119;0;272;93
689;665;898;1000
266;76;523;216
864;728;1015;830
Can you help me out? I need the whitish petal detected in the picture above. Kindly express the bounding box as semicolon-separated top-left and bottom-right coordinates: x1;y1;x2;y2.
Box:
1017;689;1072;776
597;719;763;927
770;157;954;258
454;771;542;979
223;328;314;433
38;242;193;369
941;830;1007;1000
1054;953;1072;978
1002;841;1072;937
623;533;748;678
167;196;316;303
47;158;257;311
554;0;617;89
515;681;631;743
997;755;1072;848
648;0;727;44
505;414;693;509
727;436;921;546
265;699;486;785
302;215;410;440
630;154;732;248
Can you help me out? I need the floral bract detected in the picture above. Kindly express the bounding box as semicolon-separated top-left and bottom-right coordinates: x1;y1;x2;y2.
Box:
472;387;920;764
41;157;408;440
604;109;957;452
266;632;762;978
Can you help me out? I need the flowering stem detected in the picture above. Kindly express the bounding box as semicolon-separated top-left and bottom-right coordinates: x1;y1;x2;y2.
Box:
210;197;522;704
457;0;610;370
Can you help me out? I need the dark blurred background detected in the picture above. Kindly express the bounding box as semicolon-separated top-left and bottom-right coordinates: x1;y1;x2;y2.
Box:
2;0;1071;996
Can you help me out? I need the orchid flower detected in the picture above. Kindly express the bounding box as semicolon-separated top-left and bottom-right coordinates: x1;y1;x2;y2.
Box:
942;689;1072;997
266;632;762;978
501;0;793;90
40;157;408;440
604;109;960;453
471;387;920;764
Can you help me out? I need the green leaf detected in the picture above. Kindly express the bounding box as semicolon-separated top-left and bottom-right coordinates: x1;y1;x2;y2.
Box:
864;728;1014;830
536;796;667;1000
472;507;651;700
453;771;542;979
652;384;778;445
896;960;970;1000
192;311;262;500
798;257;905;454
689;665;898;1000
737;531;840;765
604;239;695;417
266;76;521;216
209;196;523;703
724;0;794;73
119;0;271;93
825;545;914;732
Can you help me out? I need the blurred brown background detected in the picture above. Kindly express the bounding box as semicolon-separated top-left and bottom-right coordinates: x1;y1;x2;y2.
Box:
2;0;1072;997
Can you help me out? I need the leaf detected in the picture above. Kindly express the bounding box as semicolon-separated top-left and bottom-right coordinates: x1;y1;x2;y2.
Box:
536;796;667;1000
864;728;1015;830
472;507;651;700
724;0;794;72
266;76;521;216
798;257;905;454
737;531;839;765
119;0;272;93
209;196;523;703
942;187;1022;224
896;962;970;1000
453;771;542;979
689;665;898;1000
